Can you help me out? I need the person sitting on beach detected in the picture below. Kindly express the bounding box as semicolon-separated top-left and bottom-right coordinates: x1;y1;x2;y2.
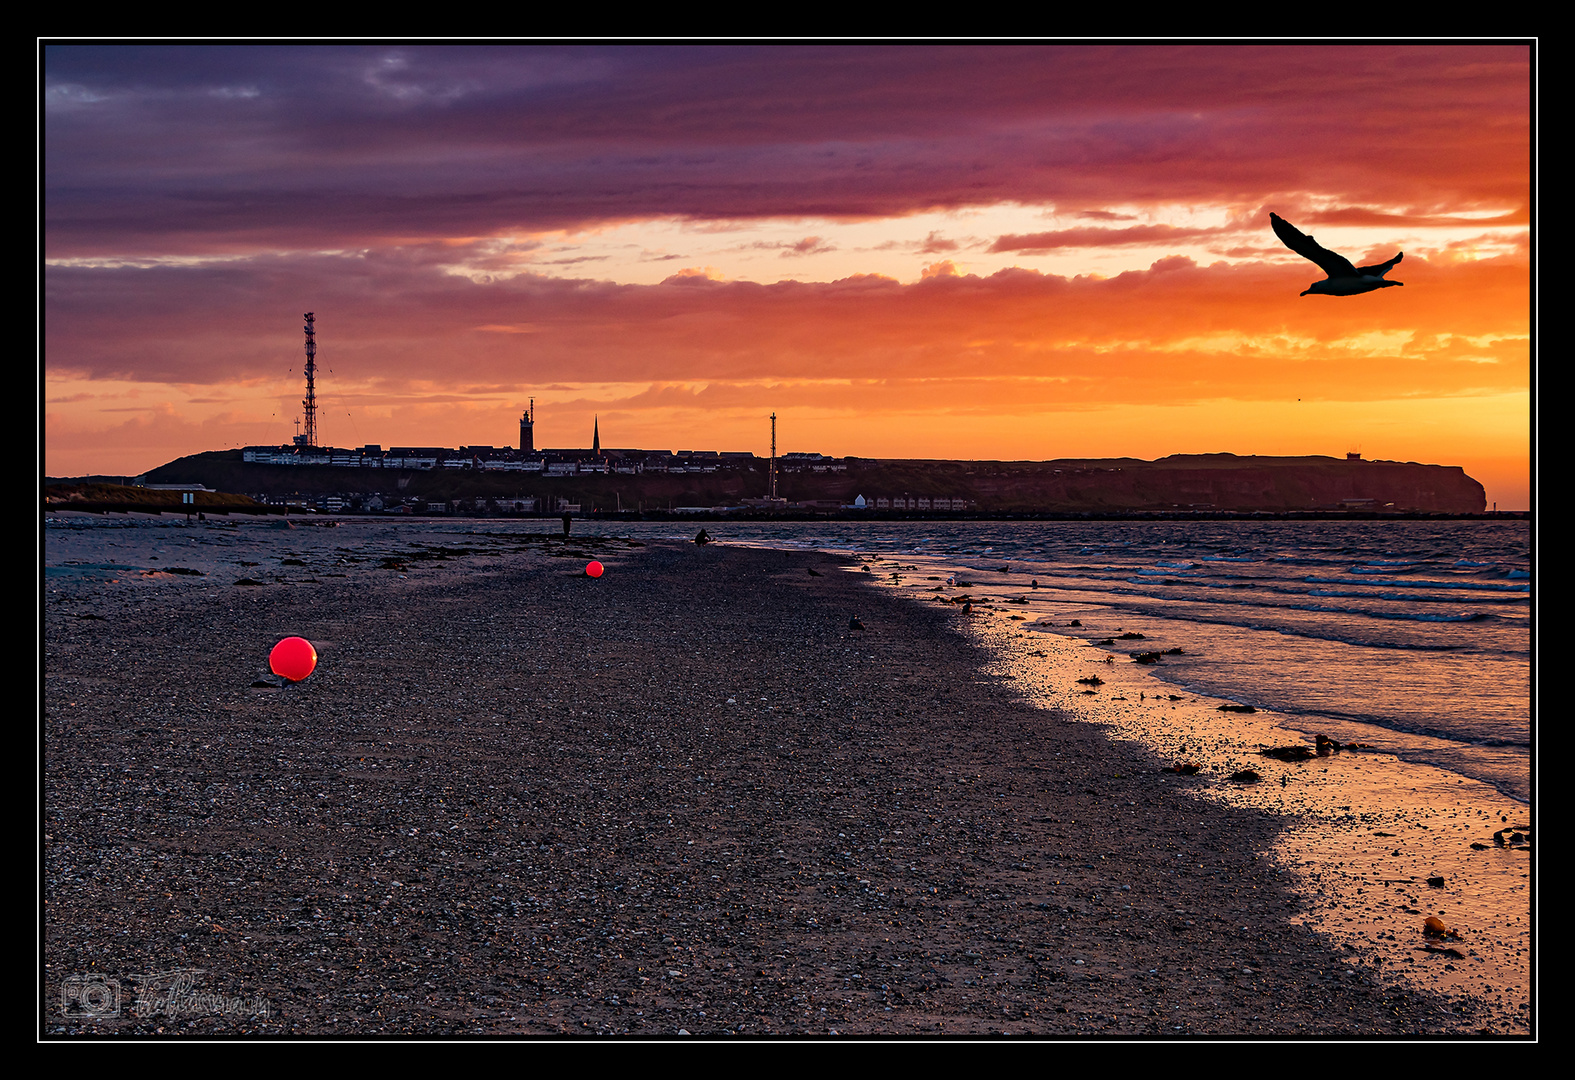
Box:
695;529;711;545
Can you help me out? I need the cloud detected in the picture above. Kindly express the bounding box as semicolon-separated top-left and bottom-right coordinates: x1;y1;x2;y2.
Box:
780;236;835;257
990;224;1227;253
661;266;727;284
45;45;1530;257
917;231;959;254
45;246;1528;402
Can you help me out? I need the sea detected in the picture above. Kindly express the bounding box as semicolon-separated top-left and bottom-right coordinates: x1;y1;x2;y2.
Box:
715;518;1532;803
44;515;1531;802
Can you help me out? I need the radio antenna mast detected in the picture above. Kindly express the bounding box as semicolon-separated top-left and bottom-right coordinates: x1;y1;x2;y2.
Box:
299;312;318;448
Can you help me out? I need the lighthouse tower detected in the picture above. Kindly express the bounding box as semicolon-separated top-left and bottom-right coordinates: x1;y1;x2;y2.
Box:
520;399;535;453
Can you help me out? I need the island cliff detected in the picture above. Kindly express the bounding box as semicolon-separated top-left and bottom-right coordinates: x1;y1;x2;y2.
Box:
122;451;1488;515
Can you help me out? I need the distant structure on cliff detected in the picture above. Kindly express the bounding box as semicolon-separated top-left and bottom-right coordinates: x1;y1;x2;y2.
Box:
216;316;1484;515
294;312;319;449
244;396;760;477
255;319;759;475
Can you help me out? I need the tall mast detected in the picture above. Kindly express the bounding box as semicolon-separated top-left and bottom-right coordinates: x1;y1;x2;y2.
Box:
301;312;318;448
769;412;777;500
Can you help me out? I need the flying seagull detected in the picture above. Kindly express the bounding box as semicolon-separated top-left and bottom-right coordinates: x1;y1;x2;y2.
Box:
1270;213;1403;297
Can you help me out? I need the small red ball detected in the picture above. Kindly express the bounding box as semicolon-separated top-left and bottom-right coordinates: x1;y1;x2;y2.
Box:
586;561;605;578
270;636;318;682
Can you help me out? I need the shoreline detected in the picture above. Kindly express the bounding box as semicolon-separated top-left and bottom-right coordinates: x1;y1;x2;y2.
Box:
915;581;1531;1029
718;529;1528;808
832;548;1530;1028
45;508;1531;523
43;532;1527;1036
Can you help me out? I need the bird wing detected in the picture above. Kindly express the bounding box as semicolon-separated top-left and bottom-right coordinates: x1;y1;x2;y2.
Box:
1356;251;1403;278
1271;213;1358;279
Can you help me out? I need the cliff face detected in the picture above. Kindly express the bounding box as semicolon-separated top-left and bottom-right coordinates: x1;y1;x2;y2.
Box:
953;455;1487;513
138;450;1488;514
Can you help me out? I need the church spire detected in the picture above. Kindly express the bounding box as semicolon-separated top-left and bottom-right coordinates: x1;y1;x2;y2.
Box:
593;415;601;457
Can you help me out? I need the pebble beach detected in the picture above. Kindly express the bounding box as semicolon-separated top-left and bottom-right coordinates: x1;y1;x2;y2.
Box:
42;519;1530;1037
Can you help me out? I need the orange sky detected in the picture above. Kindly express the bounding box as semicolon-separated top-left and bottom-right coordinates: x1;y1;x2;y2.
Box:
43;44;1533;507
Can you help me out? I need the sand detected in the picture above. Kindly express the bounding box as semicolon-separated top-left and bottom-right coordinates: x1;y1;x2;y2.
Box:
42;526;1529;1037
854;555;1532;1029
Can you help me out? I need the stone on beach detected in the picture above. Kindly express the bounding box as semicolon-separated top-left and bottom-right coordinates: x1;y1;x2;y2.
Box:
43;533;1511;1036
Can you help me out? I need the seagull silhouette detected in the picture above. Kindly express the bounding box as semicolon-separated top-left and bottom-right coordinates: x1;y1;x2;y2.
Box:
1270;213;1403;297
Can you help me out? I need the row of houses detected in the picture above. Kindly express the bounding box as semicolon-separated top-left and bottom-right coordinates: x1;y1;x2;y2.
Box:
241;445;796;475
872;495;972;510
249;489;978;515
777;452;848;473
254;493;582;514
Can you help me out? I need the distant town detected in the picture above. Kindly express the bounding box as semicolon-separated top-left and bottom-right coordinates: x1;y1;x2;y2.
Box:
52;442;1493;518
229;424;969;515
44;315;1496;517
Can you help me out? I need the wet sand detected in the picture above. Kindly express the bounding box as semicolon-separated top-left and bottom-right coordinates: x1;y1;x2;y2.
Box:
853;558;1532;1031
43;528;1527;1036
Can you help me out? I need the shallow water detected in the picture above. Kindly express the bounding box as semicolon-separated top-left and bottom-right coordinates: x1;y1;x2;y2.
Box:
44;515;1531;803
625;519;1532;803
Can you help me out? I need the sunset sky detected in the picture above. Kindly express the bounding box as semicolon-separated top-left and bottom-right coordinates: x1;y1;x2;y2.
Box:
43;44;1533;507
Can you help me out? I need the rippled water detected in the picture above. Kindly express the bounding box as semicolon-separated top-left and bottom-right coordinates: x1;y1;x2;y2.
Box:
611;518;1533;802
45;515;1532;801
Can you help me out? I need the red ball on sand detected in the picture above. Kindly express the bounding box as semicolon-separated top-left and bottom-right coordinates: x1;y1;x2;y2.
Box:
270;636;318;682
586;561;605;578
